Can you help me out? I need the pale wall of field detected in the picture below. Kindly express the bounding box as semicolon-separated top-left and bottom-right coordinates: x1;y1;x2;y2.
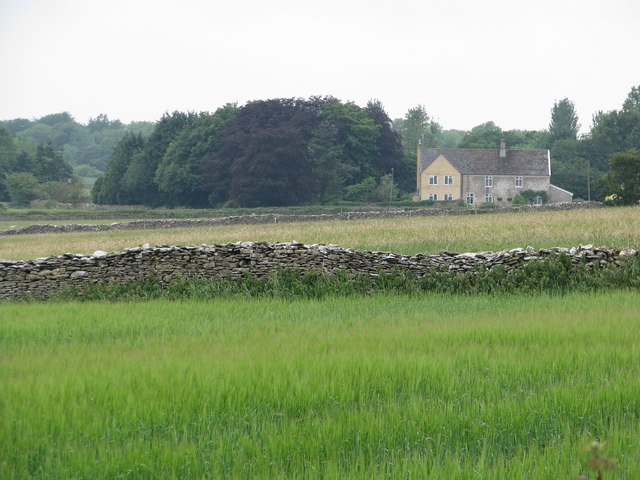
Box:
1;242;636;300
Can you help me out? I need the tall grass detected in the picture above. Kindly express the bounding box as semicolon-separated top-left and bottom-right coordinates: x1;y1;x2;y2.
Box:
2;292;640;478
1;206;639;260
42;254;640;302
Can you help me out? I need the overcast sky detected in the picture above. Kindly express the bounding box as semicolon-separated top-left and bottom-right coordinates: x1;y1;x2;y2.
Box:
1;0;638;133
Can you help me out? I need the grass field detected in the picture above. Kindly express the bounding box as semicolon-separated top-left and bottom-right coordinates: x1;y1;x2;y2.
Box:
1;206;639;260
2;292;640;479
1;207;639;478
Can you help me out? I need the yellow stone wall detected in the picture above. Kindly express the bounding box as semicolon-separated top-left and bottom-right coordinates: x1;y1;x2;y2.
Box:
419;155;461;200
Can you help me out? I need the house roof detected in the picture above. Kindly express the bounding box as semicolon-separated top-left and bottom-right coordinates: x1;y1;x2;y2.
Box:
421;148;550;176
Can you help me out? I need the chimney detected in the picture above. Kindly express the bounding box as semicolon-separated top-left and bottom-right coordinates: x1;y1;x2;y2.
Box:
500;138;506;160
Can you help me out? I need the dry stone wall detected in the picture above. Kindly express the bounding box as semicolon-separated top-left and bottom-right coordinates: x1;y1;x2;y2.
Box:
0;242;636;300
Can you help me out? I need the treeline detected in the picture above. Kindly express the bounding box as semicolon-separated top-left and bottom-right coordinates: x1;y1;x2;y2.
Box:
92;98;407;208
2;86;639;208
0;112;153;178
92;87;639;208
0;129;82;206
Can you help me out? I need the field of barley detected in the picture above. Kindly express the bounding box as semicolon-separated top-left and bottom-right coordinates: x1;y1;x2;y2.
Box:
1;206;639;479
1;205;639;260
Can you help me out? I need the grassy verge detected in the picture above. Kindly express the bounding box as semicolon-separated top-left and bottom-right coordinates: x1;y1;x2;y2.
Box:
1;292;639;478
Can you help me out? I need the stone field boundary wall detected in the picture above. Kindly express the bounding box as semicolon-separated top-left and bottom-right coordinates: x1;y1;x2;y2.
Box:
0;201;604;236
1;242;637;300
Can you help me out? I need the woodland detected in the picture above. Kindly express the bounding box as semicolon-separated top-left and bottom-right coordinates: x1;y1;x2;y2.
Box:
1;87;639;208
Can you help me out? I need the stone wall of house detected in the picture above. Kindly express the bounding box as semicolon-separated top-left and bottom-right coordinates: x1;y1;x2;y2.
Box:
1;242;636;300
0;201;605;237
464;174;550;206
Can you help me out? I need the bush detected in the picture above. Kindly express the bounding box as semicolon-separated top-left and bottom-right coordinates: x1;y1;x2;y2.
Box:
512;194;527;205
479;202;498;209
5;172;39;206
343;177;377;202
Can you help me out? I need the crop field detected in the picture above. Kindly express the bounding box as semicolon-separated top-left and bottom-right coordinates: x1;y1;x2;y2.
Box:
2;293;640;479
1;206;639;478
1;205;639;260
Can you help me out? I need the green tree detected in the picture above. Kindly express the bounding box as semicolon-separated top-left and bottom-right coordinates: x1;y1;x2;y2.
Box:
622;85;640;111
364;99;403;177
315;100;380;184
308;120;347;202
87;114;123;133
33;142;73;182
398;105;441;153
550;138;593;200
437;129;466;147
121;111;195;206
42;176;88;206
343;176;377;202
92;132;146;204
0;125;18;200
5;172;39;206
583;85;640;179
597;149;640;205
458;121;503;148
155;105;238;207
548;98;580;144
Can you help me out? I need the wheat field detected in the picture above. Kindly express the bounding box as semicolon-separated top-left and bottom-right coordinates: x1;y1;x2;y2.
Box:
1;206;639;260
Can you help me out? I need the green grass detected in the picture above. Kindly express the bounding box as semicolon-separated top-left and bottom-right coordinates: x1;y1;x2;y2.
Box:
2;292;640;478
42;254;640;302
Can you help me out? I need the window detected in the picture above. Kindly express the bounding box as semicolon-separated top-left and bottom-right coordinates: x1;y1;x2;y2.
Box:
466;193;474;205
444;175;453;185
428;193;438;201
515;176;523;187
533;195;543;206
444;193;453;201
428;175;438;185
485;175;493;187
485;193;493;203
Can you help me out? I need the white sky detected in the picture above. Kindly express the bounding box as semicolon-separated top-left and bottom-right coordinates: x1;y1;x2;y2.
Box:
1;0;638;133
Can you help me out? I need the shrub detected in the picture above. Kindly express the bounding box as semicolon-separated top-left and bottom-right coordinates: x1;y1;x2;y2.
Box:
479;202;498;209
512;194;527;205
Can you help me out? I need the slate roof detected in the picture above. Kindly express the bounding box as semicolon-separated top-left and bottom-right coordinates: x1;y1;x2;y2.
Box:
421;148;550;176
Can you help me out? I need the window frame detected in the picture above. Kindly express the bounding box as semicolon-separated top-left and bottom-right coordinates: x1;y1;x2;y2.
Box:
444;175;453;186
485;193;493;203
466;193;474;205
485;175;493;187
428;193;438;201
443;193;453;201
515;176;523;188
428;175;438;185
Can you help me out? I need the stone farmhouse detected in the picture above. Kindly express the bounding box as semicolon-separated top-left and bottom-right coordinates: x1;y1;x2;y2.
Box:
413;139;573;206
